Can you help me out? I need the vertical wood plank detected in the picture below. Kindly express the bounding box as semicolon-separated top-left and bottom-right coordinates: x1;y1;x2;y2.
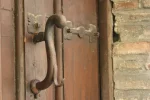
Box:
63;0;100;100
1;0;15;99
0;4;1;100
0;17;2;100
24;0;54;100
1;37;15;100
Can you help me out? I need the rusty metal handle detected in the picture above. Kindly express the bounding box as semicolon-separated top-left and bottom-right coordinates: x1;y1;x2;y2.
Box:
30;14;66;94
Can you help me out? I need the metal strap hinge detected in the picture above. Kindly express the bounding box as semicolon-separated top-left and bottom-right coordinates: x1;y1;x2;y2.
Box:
63;21;99;43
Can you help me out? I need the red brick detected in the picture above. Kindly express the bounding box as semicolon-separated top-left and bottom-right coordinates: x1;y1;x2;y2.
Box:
114;11;150;23
113;42;150;55
115;25;143;42
113;55;147;70
115;90;150;100
113;0;139;10
142;0;150;8
114;71;150;89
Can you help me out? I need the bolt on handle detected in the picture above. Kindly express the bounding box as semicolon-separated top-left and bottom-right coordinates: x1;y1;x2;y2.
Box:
30;14;66;95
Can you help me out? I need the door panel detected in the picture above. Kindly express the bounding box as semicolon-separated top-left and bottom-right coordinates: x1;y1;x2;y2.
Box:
63;0;100;100
64;40;99;100
0;0;15;99
0;0;100;100
24;0;100;100
24;0;54;100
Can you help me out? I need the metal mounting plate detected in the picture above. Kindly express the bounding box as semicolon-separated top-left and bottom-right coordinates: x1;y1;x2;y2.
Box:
27;13;44;34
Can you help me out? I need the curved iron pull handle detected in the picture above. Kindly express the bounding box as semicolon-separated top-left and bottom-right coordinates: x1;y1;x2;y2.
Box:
30;14;66;94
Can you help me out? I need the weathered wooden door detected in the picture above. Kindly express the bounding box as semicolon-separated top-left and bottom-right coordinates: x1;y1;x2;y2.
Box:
0;0;101;100
25;0;100;100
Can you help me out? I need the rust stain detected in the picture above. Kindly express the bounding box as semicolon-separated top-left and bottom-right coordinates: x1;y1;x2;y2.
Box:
24;37;27;43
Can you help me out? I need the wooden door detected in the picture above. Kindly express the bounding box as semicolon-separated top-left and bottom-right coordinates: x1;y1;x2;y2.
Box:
25;0;100;100
63;0;100;100
0;0;101;100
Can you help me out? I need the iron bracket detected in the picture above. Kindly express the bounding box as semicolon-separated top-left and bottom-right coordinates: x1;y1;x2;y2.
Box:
63;21;99;42
27;13;44;34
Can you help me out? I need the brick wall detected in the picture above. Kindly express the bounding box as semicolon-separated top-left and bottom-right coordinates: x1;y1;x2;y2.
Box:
112;0;150;99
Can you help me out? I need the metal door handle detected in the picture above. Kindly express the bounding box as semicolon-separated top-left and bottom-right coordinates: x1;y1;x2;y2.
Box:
30;14;66;94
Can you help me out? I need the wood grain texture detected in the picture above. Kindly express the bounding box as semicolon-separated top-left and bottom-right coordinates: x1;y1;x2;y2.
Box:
0;21;2;100
2;37;15;100
24;0;54;100
1;0;15;99
63;0;100;100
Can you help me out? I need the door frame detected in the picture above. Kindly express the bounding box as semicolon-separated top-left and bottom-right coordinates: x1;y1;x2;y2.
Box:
14;0;114;100
15;0;25;100
98;0;114;100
